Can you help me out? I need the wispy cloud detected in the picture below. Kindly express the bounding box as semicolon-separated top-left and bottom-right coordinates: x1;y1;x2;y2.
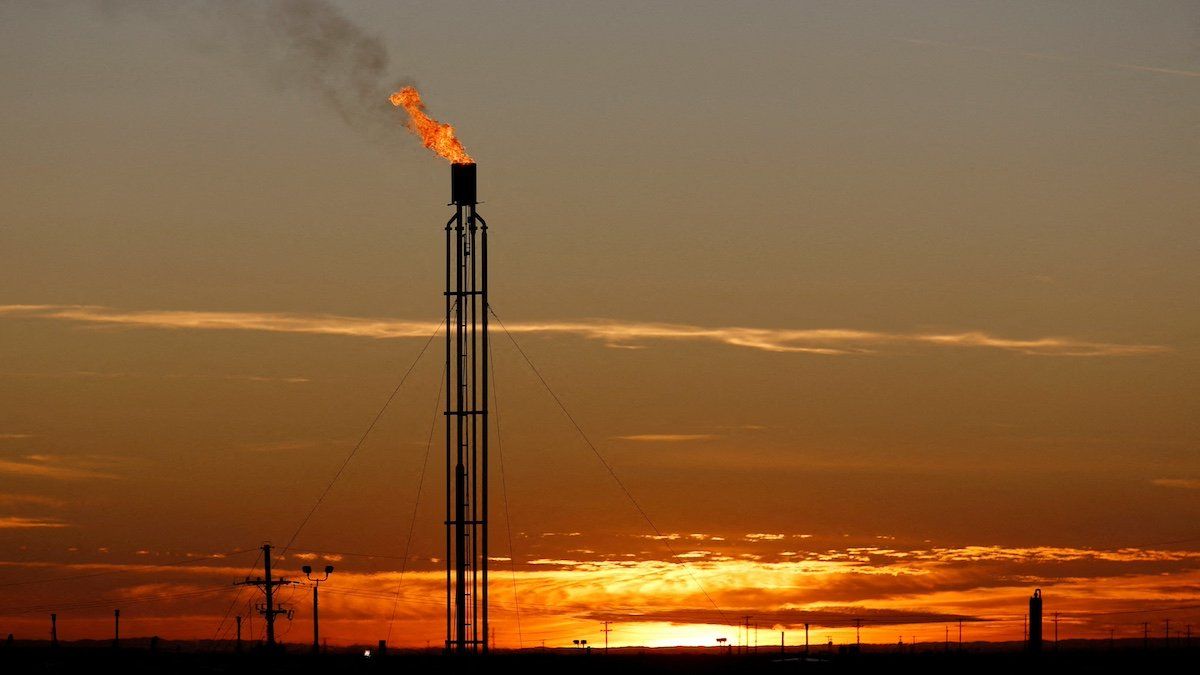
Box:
0;371;310;384
745;533;786;541
1151;478;1200;490
896;37;1200;79
293;552;343;562
0;516;69;529
0;455;118;481
615;434;718;442
0;493;67;508
0;433;34;440
0;304;1166;357
235;375;311;384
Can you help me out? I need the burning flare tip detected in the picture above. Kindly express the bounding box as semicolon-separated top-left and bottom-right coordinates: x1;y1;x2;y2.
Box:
389;86;473;164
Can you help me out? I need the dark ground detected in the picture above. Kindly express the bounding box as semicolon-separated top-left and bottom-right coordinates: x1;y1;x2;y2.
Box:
2;643;1197;674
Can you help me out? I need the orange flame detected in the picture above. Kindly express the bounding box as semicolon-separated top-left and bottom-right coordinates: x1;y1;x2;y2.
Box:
389;86;473;164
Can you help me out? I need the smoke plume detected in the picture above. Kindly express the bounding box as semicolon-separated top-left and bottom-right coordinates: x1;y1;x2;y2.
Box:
99;0;409;138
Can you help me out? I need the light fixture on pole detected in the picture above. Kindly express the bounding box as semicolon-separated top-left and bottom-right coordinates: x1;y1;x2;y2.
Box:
302;564;334;654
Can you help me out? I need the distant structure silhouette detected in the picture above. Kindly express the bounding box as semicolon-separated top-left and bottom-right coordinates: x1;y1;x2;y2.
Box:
301;564;334;653
444;161;490;654
234;543;295;648
1029;589;1043;652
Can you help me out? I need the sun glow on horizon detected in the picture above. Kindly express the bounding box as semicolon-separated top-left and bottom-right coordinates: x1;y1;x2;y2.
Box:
2;541;1198;648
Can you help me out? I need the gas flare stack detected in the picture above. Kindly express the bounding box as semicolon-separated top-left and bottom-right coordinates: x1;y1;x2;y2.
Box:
1029;588;1043;652
445;161;489;654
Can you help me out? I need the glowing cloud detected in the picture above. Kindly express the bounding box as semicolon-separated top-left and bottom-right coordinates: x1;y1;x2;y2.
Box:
0;305;1167;357
0;455;118;481
0;516;69;529
615;434;718;442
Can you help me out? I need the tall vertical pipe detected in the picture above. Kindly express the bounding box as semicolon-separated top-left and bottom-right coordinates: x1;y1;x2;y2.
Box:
446;162;485;653
1029;589;1043;652
472;207;482;648
454;196;466;652
263;544;276;647
444;209;454;652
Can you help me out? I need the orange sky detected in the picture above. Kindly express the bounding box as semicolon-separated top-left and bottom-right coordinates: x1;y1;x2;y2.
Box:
4;539;1200;648
1;0;1198;649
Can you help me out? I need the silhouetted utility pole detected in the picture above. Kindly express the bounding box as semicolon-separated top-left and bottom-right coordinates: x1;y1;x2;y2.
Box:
804;623;809;656
1109;627;1115;650
1143;622;1149;650
742;616;752;655
855;618;862;648
50;613;57;648
1053;612;1059;650
945;625;949;651
1186;624;1192;648
235;544;295;648
780;631;784;655
236;616;243;652
602;621;612;653
1165;619;1170;648
958;619;962;650
113;609;119;648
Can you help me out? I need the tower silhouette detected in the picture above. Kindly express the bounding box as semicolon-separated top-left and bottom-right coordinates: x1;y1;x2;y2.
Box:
234;544;294;648
1028;589;1043;652
444;162;489;653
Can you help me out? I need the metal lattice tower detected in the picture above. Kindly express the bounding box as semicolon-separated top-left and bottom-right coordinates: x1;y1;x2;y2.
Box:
445;162;488;653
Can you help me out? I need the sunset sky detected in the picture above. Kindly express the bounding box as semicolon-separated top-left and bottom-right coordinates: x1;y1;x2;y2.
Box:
1;0;1198;649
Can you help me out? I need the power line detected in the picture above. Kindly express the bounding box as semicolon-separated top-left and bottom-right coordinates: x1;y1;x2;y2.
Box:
489;306;729;625
386;363;446;643
209;547;265;650
0;547;256;588
0;584;233;615
284;548;409;561
490;339;523;647
1063;603;1200;618
279;315;446;556
233;543;297;647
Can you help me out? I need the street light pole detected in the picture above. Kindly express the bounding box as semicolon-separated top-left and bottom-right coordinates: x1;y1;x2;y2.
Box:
302;565;334;654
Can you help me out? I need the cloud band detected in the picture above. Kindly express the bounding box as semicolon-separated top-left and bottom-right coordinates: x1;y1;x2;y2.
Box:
0;304;1166;357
